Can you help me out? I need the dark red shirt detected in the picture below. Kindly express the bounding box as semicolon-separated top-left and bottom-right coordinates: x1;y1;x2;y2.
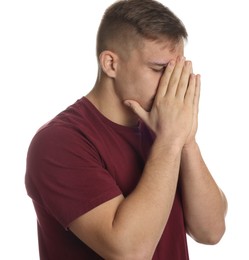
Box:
25;97;189;259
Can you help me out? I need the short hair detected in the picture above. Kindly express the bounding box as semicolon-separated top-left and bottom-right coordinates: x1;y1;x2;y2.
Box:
96;0;188;57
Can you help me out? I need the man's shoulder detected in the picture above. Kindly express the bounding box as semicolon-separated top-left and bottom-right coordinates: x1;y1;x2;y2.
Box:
35;97;95;135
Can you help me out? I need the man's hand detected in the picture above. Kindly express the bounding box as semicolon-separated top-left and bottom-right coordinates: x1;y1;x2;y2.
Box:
125;56;201;148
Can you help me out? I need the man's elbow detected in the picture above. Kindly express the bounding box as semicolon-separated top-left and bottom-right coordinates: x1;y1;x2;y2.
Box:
188;221;226;245
196;228;225;245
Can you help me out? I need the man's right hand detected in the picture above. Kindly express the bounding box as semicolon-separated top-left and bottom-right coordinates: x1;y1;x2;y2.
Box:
125;56;200;149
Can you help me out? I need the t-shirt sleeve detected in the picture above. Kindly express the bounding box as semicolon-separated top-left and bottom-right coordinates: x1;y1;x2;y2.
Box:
26;124;122;229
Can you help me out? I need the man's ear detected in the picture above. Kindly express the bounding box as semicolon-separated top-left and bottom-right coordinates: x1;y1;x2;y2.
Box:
99;51;118;78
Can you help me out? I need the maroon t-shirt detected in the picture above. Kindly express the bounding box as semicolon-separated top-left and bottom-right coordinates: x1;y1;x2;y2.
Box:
25;97;189;260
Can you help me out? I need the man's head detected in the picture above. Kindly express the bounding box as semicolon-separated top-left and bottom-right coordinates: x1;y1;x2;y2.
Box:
96;0;187;60
94;0;187;113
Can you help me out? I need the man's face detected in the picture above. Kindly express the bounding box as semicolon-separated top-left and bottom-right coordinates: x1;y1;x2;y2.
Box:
115;38;184;111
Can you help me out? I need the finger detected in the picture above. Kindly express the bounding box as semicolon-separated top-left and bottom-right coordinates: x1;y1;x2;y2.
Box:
193;74;201;113
155;59;176;99
166;56;186;97
175;60;193;100
124;100;149;123
184;73;197;104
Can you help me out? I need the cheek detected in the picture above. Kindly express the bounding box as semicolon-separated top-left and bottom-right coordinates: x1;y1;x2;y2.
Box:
115;69;160;104
139;74;162;110
140;73;161;97
131;79;158;111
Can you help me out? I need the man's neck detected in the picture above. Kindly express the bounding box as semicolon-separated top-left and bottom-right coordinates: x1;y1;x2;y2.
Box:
86;81;139;127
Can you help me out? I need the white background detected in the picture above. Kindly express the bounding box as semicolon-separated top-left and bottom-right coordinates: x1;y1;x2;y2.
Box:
1;0;248;259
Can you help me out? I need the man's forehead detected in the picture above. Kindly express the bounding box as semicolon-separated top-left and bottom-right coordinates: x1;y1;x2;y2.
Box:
140;39;184;62
140;38;184;53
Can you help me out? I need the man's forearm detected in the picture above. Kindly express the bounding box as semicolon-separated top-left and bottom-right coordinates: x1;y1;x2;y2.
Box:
179;141;227;244
112;138;182;258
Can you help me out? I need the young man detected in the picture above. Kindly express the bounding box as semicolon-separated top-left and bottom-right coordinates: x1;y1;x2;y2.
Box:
25;0;227;259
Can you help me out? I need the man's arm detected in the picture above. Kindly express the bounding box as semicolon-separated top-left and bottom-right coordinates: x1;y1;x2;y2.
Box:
69;141;182;260
178;73;227;244
69;57;198;260
179;141;228;244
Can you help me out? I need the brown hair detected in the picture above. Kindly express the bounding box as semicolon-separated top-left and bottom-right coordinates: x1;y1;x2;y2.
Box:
96;0;188;57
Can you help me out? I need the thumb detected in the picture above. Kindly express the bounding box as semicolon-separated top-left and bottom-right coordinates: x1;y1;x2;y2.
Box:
124;100;148;122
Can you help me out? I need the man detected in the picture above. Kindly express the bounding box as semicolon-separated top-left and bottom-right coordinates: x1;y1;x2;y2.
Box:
25;0;227;259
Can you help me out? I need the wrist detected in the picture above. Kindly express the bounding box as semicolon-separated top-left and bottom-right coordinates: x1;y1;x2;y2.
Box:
182;140;199;153
153;136;184;154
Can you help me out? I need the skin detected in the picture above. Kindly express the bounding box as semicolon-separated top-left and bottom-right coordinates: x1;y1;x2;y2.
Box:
69;38;227;260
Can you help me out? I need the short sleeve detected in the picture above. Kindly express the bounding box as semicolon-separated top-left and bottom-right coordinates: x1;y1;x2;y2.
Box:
26;124;122;228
